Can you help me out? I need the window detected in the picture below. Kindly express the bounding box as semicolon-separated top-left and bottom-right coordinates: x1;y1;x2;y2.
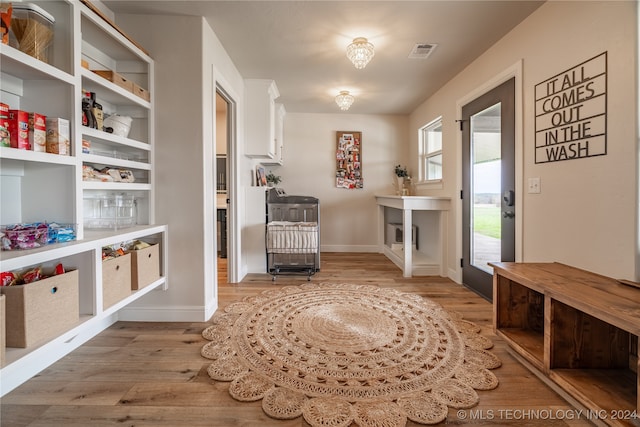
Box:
420;118;443;182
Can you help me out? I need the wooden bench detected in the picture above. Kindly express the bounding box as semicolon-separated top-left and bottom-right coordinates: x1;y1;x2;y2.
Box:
491;262;640;427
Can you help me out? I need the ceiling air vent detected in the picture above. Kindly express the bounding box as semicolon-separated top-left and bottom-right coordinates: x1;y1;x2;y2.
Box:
408;43;437;59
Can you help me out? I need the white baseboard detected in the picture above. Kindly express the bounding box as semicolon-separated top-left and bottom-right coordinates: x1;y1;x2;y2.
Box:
449;267;462;284
320;245;379;253
205;298;219;321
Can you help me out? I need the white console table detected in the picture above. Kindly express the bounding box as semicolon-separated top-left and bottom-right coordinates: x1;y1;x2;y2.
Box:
375;195;451;277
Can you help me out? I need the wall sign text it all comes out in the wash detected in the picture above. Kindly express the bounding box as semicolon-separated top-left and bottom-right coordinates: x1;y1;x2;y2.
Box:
534;52;607;164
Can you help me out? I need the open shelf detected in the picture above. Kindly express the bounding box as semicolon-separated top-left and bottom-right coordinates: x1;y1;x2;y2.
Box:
80;3;152;64
0;147;77;165
0;225;167;395
494;273;545;367
497;328;545;370
383;246;441;276
2;313;94;366
551;369;637;425
376;196;451;277
81;69;151;109
0;45;75;84
81;126;151;151
82;181;151;191
492;262;640;427
83;154;151;170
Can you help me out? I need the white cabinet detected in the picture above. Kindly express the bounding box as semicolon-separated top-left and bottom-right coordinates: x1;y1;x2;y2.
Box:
262;103;286;166
0;0;166;396
244;79;279;159
276;103;285;163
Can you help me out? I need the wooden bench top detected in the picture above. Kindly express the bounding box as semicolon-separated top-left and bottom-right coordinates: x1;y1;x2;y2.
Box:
490;262;640;336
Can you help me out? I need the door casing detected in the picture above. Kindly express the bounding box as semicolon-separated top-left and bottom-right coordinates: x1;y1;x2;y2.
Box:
454;62;524;288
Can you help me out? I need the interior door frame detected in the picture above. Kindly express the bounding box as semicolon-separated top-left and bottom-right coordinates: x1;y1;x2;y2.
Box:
215;78;239;284
454;61;524;284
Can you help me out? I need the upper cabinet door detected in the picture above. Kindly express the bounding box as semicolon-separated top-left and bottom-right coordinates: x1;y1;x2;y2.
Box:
262;103;285;166
244;79;279;159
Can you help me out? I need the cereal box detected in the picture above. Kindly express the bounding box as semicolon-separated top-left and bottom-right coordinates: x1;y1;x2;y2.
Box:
29;113;47;152
46;118;70;155
8;110;29;150
0;103;9;147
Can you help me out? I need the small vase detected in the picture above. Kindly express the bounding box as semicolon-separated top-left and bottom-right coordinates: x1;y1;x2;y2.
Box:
395;176;404;195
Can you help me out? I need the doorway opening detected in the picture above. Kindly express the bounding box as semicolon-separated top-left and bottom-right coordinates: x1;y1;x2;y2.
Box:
215;90;231;284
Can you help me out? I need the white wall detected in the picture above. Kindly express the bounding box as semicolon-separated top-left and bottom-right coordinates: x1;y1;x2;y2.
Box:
410;1;638;280
278;113;409;252
114;14;245;321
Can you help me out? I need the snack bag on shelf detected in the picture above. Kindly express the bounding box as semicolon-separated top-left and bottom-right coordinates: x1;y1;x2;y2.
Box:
128;240;151;251
47;223;76;243
1;222;48;250
0;263;65;287
0;271;17;286
102;243;127;260
22;267;42;284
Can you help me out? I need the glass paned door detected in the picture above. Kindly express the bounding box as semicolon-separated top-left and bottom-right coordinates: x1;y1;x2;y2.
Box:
470;103;502;273
462;78;515;301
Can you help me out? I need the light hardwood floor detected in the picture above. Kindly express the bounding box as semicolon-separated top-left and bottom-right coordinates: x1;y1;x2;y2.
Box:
1;253;592;426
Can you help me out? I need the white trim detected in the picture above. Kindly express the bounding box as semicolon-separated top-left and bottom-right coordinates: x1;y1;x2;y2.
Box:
416;179;444;191
321;245;379;253
454;60;524;283
418;116;444;182
213;67;241;285
203;64;216;323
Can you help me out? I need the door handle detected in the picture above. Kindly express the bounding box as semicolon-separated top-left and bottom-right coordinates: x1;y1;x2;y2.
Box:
503;211;515;219
503;190;515;207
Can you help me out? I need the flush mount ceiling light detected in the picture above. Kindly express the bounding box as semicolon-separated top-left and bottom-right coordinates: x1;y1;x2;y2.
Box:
335;90;355;111
346;37;375;69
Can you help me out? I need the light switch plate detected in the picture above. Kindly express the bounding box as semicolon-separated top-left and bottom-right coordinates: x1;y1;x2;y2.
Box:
528;177;541;194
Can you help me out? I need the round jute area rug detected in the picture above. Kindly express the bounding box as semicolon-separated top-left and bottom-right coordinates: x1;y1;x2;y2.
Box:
201;283;500;427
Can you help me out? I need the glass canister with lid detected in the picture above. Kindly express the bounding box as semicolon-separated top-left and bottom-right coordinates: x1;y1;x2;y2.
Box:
10;3;55;63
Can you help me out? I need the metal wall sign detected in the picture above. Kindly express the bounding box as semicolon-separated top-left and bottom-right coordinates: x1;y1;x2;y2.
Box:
534;52;607;164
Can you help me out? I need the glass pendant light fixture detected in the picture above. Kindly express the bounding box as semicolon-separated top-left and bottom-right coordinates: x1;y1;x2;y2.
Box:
335;90;355;110
346;37;375;69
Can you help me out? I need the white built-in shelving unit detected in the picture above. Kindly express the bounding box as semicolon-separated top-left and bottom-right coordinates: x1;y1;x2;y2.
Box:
0;0;167;395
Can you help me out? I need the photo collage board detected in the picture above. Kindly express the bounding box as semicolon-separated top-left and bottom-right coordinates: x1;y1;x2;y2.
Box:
335;131;362;189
